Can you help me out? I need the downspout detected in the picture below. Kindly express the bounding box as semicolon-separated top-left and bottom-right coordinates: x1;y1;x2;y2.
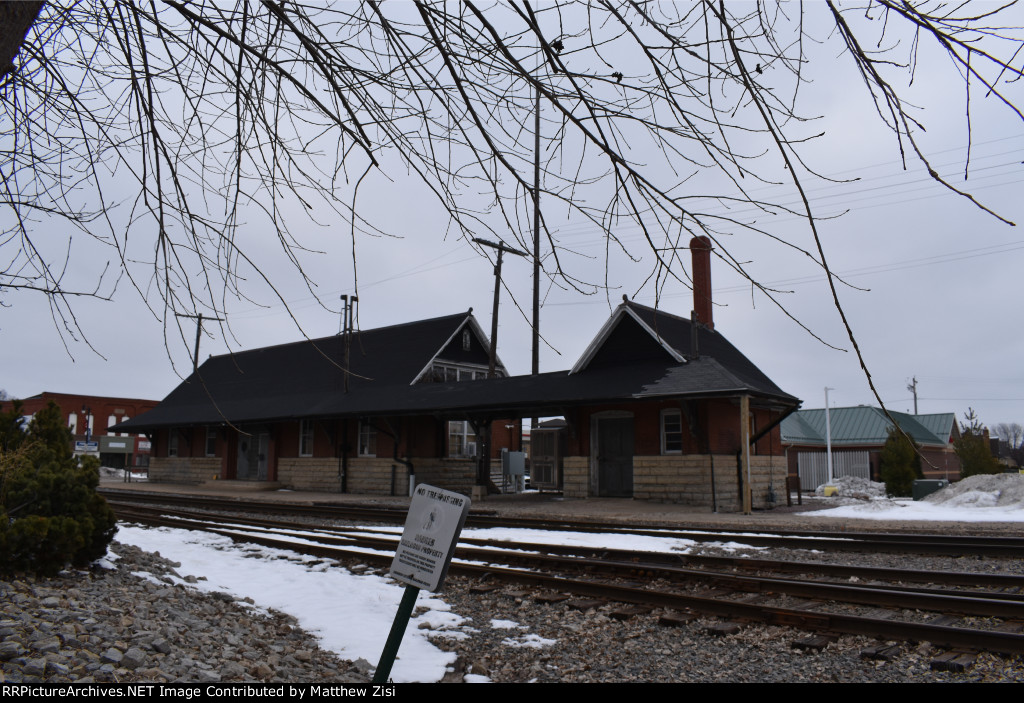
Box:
751;403;800;507
682;400;716;513
377;418;413;497
340;419;349;493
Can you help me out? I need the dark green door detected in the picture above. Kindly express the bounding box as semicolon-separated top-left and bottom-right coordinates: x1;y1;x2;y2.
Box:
597;417;633;497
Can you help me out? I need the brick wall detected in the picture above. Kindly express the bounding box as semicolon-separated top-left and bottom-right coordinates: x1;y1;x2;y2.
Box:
345;458;410;496
414;459;476;497
277;458;343;493
149;457;221;484
560;454;787;511
562;456;590;498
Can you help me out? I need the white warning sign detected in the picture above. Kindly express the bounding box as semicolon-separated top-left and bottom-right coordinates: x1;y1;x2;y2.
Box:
389;484;470;592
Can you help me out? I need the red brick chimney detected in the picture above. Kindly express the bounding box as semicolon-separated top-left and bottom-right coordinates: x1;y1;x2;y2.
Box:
690;235;713;330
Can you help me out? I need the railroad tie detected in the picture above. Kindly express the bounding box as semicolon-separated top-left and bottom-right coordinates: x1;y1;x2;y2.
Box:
791;634;838;651
534;593;570;604
658;611;698;628
929;651;977;673
607;606;653;621
566;599;606;612
469;584;503;594
860;644;902;661
704;621;743;637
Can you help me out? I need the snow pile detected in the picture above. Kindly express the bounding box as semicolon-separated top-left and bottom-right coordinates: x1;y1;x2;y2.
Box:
814;475;887;501
924;473;1024;509
99;466;148;481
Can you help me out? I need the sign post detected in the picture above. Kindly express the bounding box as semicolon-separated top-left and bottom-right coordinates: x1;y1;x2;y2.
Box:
373;484;470;683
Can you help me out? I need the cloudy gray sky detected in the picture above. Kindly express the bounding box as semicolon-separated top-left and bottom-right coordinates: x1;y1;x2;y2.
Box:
2;3;1021;433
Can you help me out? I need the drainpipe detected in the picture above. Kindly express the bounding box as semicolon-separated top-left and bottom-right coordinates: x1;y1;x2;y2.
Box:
340;419;349;493
377;418;413;497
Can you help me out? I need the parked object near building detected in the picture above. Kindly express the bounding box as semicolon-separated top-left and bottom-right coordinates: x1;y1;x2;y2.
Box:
5;392;157;470
782;406;961;490
117;237;800;512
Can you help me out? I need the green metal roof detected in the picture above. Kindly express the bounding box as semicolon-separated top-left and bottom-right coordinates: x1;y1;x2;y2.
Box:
912;413;958;443
781;406;949;447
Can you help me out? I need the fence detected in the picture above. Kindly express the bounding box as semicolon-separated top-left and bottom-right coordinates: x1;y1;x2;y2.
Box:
797;450;870;490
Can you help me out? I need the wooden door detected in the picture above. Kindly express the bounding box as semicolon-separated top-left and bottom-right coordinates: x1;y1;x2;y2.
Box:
597;417;634;497
237;430;269;480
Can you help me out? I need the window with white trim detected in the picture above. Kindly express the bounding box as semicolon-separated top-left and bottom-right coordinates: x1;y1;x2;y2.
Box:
68;413;78;435
168;429;179;457
429;363;496;383
358;422;376;457
299;420;314;457
661;410;683;454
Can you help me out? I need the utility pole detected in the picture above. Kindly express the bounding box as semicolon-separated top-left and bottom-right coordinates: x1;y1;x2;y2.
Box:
532;80;541;380
175;313;224;373
472;238;527;501
906;376;918;414
473;238;528;378
340;295;358;393
824;387;835;486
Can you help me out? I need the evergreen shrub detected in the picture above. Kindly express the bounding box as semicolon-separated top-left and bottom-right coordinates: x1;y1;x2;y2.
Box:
0;401;117;576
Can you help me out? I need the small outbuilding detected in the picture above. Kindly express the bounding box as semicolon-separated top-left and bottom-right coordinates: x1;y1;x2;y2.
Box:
781;406;962;489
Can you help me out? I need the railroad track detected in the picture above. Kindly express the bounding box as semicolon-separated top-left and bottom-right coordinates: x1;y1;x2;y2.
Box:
100;487;1024;556
109;498;1024;660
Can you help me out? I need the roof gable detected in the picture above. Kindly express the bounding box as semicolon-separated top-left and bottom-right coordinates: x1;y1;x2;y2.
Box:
572;300;792;400
409;315;502;384
571;303;685;374
913;413;958;443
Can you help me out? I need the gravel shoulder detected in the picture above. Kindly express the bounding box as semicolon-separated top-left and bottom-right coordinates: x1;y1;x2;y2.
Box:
3;536;1024;684
0;544;368;684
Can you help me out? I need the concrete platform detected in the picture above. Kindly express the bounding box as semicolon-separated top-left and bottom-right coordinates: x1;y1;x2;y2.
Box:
97;475;978;534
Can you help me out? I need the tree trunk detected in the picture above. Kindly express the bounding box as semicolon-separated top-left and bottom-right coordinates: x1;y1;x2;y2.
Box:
0;1;45;83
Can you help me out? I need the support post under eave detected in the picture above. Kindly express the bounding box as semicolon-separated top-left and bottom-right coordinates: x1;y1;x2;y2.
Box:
741;395;752;514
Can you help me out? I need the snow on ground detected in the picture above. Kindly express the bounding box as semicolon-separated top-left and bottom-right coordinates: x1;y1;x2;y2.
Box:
115;525;462;683
458;526;705;553
100;466;148;482
809;474;1024;522
115;474;1023;681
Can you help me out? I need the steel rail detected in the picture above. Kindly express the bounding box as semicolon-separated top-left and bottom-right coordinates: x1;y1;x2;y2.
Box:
111;501;1024;593
102;490;1024;556
115;508;1024;630
159;522;1024;657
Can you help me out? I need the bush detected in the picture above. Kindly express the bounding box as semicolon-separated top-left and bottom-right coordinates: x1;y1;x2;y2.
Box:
0;401;116;576
954;408;1003;480
955;431;1002;479
879;427;922;497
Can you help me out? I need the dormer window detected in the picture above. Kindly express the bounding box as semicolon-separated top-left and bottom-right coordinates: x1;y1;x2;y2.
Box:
462;329;471;351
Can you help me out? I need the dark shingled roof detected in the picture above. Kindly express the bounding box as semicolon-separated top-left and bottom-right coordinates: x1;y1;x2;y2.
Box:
117;303;798;432
116;312;488;430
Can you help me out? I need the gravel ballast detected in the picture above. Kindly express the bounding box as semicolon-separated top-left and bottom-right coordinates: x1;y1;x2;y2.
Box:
2;536;1023;684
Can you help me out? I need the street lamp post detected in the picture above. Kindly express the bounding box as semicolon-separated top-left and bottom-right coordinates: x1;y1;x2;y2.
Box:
824;388;834;486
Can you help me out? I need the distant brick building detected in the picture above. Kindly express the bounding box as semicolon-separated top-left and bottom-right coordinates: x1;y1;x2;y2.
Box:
8;391;158;469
